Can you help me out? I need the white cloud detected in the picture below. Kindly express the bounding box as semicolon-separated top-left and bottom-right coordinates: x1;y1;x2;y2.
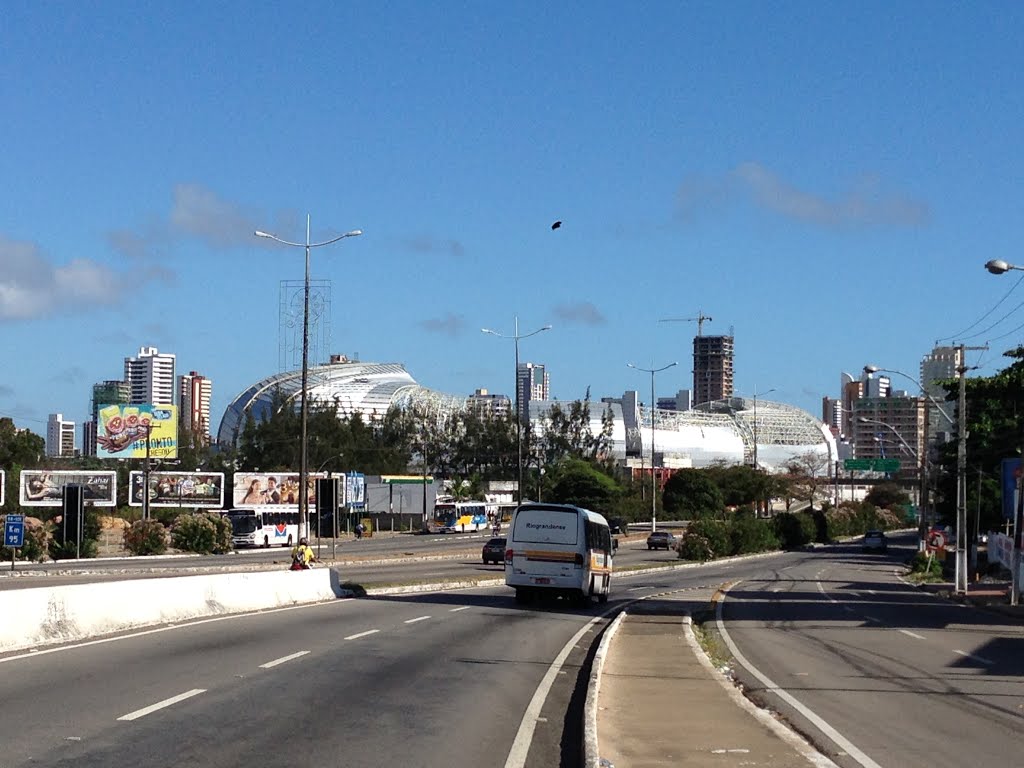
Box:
678;162;929;228
0;237;132;321
169;183;261;247
420;312;465;336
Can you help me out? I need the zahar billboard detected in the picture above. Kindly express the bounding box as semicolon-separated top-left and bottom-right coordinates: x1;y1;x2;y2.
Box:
20;470;117;507
96;404;178;460
232;472;322;510
129;471;225;508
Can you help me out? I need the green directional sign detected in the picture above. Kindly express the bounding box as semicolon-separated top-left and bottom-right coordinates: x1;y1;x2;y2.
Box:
844;458;901;472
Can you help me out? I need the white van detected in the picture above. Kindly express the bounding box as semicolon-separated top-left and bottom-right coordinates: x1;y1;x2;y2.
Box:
504;502;614;605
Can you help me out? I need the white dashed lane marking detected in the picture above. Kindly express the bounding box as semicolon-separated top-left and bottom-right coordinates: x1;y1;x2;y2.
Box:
404;616;431;624
117;689;206;721
954;649;994;665
899;630;926;640
345;630;380;640
259;651;309;669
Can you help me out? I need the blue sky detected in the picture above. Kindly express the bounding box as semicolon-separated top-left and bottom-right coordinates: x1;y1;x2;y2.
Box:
3;2;1024;441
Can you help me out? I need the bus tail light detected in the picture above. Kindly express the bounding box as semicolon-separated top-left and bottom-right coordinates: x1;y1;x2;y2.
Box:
574;552;584;568
505;548;513;563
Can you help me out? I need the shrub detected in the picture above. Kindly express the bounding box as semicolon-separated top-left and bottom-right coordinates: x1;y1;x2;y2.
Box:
682;519;731;559
49;510;100;560
730;514;779;555
171;512;233;554
909;551;942;579
772;512;817;549
677;531;714;561
123;519;169;556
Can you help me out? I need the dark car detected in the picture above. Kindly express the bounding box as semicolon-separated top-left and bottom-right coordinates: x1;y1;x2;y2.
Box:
482;537;507;564
646;530;676;551
862;530;887;553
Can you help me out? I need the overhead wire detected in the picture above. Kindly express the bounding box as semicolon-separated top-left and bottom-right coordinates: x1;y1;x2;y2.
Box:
937;271;1024;344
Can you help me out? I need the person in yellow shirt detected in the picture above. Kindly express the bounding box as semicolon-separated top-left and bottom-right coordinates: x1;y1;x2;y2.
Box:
290;538;316;570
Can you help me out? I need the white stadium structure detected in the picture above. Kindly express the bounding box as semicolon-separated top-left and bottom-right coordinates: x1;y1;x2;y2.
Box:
217;358;836;473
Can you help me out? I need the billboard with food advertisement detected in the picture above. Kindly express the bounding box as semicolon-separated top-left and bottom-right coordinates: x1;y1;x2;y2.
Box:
96;404;179;459
20;470;117;507
232;472;322;510
129;471;225;508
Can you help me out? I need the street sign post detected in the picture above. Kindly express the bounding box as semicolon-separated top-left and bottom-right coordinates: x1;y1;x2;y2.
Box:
4;514;24;571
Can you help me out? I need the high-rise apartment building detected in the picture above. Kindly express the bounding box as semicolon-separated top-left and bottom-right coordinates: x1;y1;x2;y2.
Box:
466;388;511;420
693;334;734;405
125;346;176;405
179;371;213;444
851;395;926;471
516;363;549;423
46;413;76;458
920;345;961;440
84;379;129;456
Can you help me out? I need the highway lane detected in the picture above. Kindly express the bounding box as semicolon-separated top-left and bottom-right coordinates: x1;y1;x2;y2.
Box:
0;533;681;590
0;547;804;768
718;536;1024;768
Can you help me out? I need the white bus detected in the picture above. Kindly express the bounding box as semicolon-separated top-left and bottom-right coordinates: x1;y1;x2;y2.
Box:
432;500;489;533
224;508;299;548
504;503;614;605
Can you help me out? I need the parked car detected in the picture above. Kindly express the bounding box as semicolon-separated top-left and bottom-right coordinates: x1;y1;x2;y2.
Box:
482;537;507;564
646;530;676;551
862;530;888;553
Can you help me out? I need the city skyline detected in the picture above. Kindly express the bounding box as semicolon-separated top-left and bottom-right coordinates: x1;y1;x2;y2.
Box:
3;5;1023;438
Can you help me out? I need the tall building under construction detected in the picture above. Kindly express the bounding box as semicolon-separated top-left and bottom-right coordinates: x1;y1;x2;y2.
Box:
693;334;734;405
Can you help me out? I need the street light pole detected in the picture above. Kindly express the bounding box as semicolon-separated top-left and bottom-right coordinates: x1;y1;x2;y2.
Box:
482;318;552;503
255;217;362;540
983;259;1024;604
628;362;677;532
859;415;927;541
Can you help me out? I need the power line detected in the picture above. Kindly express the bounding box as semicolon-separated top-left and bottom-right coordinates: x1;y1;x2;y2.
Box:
938;271;1024;344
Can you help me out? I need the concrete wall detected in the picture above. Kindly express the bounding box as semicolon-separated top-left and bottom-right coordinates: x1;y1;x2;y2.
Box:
0;568;347;654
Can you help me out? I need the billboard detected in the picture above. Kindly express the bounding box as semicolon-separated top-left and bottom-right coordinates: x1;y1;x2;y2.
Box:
20;470;117;507
231;472;322;510
0;469;4;506
129;471;225;508
1002;458;1021;520
96;404;179;459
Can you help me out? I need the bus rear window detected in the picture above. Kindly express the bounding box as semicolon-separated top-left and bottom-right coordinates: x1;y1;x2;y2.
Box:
512;508;578;545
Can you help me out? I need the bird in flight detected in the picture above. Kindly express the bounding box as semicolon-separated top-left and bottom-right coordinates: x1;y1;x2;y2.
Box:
551;221;562;230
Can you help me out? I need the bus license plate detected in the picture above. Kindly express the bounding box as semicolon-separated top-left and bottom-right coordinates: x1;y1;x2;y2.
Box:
533;577;551;585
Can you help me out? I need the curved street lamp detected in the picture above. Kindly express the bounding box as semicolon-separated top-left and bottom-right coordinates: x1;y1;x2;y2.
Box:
863;362;966;593
628;361;677;532
984;258;1024;603
254;216;362;540
482;318;552;502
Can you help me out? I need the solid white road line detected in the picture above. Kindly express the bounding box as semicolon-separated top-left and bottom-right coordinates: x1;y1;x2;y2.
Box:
404;616;431;624
954;649;994;665
718;586;883;768
117;689;206;721
449;606;471;612
503;615;603;768
899;630;926;640
344;630;380;640
259;651;309;669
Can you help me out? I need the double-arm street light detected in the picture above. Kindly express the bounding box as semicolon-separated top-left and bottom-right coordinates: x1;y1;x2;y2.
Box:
482;318;552;502
628;361;677;532
984;258;1024;604
864;363;966;593
255;216;362;540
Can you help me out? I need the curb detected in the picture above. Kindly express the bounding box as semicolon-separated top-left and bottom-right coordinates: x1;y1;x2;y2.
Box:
582;610;626;768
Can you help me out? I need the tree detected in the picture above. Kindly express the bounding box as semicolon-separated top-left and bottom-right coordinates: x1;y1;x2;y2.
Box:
864;482;911;511
0;418;45;513
784;451;831;508
662;469;725;520
546;458;621;513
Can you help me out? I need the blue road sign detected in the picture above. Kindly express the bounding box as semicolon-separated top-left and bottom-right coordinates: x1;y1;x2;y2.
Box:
4;515;25;548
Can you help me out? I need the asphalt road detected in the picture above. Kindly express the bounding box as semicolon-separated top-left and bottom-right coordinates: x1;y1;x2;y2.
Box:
0;546;798;768
718;534;1024;768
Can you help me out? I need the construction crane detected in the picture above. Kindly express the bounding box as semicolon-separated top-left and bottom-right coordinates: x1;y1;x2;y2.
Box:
660;311;713;336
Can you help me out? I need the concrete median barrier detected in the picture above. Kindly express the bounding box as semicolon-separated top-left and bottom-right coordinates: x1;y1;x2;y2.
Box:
0;567;348;654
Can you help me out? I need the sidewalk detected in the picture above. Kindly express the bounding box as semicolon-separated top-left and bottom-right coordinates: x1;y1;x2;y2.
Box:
595;589;833;768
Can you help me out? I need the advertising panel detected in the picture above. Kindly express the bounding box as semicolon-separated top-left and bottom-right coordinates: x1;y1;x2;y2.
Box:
96;404;179;460
19;470;117;507
0;469;5;507
129;471;225;508
1001;458;1021;520
346;472;366;508
231;472;321;510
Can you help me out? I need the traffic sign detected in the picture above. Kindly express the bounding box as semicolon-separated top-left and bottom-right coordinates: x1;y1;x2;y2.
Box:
843;458;901;472
4;515;25;548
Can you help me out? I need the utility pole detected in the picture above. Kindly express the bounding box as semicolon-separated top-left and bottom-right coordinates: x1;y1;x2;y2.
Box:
955;343;986;595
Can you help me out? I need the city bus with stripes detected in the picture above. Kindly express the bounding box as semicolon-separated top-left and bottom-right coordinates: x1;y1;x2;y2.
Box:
504;502;614;605
432;500;489;533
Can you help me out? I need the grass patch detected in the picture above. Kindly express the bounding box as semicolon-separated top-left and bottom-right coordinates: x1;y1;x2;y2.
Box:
690;608;732;669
